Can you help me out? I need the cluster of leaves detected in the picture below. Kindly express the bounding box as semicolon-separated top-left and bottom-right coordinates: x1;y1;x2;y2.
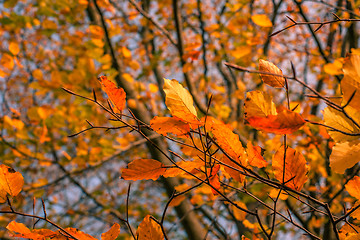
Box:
2;0;360;239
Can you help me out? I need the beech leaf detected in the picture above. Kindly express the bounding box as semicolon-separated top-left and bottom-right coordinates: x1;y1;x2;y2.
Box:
330;140;360;174
136;215;164;240
101;223;120;240
163;78;201;125
150;116;190;137
341;54;360;110
259;59;285;88
0;164;24;202
244;91;277;119
121;159;165;181
247;142;268;168
251;14;273;27
272;146;308;191
98;75;126;112
346;176;360;200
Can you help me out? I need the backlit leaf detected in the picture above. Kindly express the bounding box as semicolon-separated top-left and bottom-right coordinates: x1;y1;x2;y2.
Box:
251;14;273;27
9;42;20;55
208;164;220;195
150;116;190;137
163;78;201;125
330;140;360;174
346;176;360;200
121;159;165;181
341;54;360;110
247;109;305;134
258;59;285;88
272;146;308;191
101;223;120;240
163;160;202;178
244;91;276;119
323;106;360;142
0;164;24;202
137;215;164;240
98;75;126;112
247;142;267;168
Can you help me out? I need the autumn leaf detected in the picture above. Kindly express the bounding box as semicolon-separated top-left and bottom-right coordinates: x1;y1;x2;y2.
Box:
137;215;164;240
0;164;24;203
150;116;190;137
258;59;285;88
163;160;202;178
323;106;360;142
244;91;277;119
247;142;268;168
251;14;273;27
330;140;360;174
98;75;126;112
272;146;308;191
121;159;165;181
246;109;305;134
7;222;57;240
101;223;120;240
346;176;360;200
208;164;220;195
341;54;360;110
163;78;201;125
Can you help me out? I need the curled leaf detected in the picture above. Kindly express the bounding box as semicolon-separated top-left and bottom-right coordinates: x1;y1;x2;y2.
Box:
259;59;285;88
98;75;126;112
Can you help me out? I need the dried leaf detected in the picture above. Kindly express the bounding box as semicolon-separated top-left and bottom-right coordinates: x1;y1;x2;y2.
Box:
330;140;360;174
272;146;308;191
101;223;120;240
259;59;285;88
163;78;201;125
163;160;202;178
0;164;24;203
209;164;220;195
121;159;165;181
247;109;305;134
150;116;190;137
137;215;164;240
346;176;360;200
98;76;126;112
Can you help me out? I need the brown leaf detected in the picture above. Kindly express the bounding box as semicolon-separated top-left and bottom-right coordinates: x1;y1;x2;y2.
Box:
136;215;164;240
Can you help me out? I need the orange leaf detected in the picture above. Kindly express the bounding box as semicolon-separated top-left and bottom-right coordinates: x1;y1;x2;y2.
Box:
209;164;220;195
63;228;97;240
272;146;308;191
136;215;164;240
346;176;360;200
101;223;120;240
0;164;24;203
6;221;31;235
98;76;126;112
244;91;277;119
206;117;246;164
163;160;202;178
247;142;267;168
258;59;285;88
341;54;360;110
246;110;305;134
222;156;245;183
150;116;190;137
121;159;165;181
163;78;201;125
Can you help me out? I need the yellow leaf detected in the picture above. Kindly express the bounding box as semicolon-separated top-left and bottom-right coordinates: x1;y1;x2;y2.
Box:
231;201;247;221
341;54;360;110
150;116;190;137
244;91;277;119
122;73;134;83
101;223;120;240
251;14;273;27
323;106;360;142
98;76;126;112
163;78;201;125
272;146;308;191
121;159;165;181
42;19;57;30
136;215;164;240
330;140;360;174
0;164;24;202
346;176;360;200
121;46;132;58
258;59;285;88
231;46;252;59
32;69;43;80
9;42;20;55
269;189;288;200
323;58;343;75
